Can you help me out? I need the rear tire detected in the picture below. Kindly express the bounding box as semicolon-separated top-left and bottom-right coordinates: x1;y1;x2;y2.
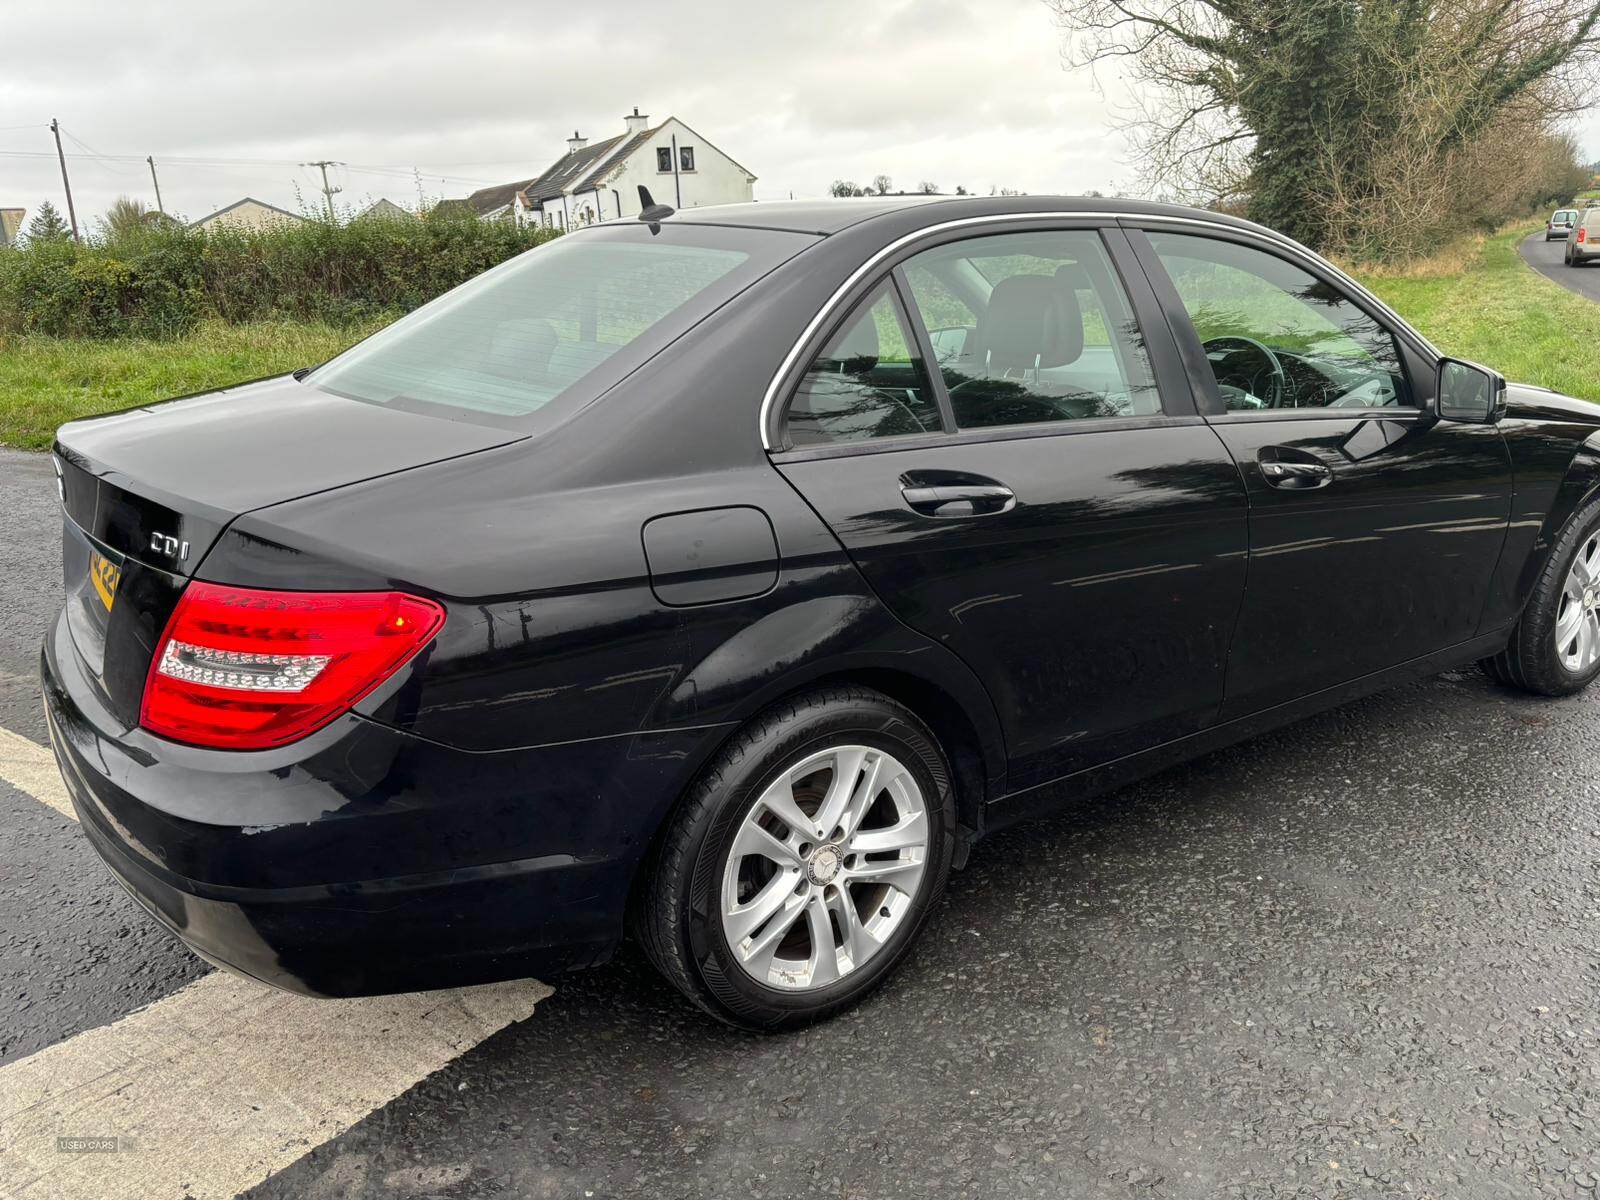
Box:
1481;496;1600;696
635;686;955;1031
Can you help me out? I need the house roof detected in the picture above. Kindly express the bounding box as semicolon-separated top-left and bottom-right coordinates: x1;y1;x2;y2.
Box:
464;176;539;216
468;115;755;213
521;132;634;205
357;198;413;220
467;133;634;215
572;127;661;192
190;197;304;228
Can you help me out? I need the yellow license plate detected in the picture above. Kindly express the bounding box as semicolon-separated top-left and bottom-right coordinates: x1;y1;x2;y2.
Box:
89;550;122;613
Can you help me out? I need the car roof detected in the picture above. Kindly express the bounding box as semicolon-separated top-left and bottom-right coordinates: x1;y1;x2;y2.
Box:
663;194;1277;240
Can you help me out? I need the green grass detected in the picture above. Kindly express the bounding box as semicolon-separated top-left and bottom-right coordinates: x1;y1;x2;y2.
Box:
0;319;384;450
0;224;1595;451
1349;225;1600;403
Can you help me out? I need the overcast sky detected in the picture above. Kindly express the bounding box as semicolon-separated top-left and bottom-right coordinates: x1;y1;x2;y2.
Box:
0;0;1139;227
5;0;1600;231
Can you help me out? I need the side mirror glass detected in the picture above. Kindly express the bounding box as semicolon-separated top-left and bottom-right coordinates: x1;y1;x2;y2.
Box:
1436;357;1506;424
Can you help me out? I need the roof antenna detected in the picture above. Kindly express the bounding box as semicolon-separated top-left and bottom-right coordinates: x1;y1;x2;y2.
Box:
637;185;674;229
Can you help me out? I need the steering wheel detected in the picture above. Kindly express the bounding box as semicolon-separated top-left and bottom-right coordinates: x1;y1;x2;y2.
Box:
1202;335;1287;410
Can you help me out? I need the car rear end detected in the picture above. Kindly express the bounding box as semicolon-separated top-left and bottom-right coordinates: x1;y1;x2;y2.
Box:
40;218;820;997
41;407;633;995
1548;208;1577;239
1570;210;1600;262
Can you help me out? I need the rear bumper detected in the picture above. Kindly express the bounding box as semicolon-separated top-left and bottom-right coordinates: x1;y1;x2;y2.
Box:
41;612;725;997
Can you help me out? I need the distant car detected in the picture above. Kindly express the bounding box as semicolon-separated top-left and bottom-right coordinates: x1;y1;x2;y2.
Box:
1547;208;1579;239
41;195;1600;1030
1567;209;1600;265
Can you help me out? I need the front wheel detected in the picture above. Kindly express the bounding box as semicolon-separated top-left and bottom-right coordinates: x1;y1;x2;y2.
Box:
1482;497;1600;695
635;687;955;1030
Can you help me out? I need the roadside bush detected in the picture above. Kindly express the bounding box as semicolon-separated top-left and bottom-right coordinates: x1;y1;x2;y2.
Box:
0;212;558;339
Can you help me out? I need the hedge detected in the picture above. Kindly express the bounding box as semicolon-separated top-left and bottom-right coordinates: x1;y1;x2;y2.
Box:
0;212;560;339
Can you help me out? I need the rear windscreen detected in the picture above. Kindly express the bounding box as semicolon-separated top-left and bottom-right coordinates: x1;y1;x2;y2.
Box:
307;222;812;428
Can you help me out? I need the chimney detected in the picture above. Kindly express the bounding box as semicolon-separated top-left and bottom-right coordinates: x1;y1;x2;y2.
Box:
567;130;588;155
624;107;650;136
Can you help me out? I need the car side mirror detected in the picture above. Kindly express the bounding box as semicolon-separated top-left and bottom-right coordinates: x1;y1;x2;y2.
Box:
1435;357;1506;424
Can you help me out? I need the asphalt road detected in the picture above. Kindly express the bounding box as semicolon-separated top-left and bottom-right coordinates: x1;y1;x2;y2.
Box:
5;446;1600;1197
1519;230;1600;302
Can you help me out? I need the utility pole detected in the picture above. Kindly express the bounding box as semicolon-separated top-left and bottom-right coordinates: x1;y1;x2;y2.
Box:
301;160;343;221
147;156;165;217
49;118;80;243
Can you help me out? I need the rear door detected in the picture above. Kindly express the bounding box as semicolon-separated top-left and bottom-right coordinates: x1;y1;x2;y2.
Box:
1125;224;1513;718
772;221;1249;792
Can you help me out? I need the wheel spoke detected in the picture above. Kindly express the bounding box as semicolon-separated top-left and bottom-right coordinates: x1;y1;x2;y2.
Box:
1577;540;1600;586
754;773;815;839
739;890;808;978
1557;598;1585;648
813;746;869;839
849;809;927;855
826;886;873;969
725;869;800;945
804;892;840;986
846;856;924;891
1585;613;1600;669
732;818;800;869
1574;612;1595;668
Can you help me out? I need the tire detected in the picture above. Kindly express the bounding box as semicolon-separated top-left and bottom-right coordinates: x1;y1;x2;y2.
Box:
1481;496;1600;695
635;686;956;1031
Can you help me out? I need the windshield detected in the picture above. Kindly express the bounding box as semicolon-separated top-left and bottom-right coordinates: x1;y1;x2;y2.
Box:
308;222;812;428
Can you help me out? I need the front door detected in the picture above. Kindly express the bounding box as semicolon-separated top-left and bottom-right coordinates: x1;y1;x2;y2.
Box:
773;224;1249;791
1129;227;1513;718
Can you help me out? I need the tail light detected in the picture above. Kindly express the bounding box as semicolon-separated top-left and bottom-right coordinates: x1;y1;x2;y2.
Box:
1580;228;1588;243
141;583;446;750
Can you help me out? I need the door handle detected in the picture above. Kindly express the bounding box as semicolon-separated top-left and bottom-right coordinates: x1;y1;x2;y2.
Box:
901;483;1016;517
1257;453;1333;490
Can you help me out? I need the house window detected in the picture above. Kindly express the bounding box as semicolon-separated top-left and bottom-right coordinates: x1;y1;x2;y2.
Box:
657;147;672;173
679;146;696;172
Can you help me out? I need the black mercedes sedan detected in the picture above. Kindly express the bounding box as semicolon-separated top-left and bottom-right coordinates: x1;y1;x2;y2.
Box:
42;195;1600;1030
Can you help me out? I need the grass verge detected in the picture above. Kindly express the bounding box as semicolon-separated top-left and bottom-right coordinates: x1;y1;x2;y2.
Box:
0;319;383;451
1350;224;1600;403
0;223;1594;451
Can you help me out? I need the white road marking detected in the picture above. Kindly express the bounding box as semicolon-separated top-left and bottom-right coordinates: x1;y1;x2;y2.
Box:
0;724;555;1198
0;726;75;822
0;972;551;1199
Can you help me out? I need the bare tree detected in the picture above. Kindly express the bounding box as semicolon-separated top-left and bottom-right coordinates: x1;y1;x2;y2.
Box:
871;174;894;196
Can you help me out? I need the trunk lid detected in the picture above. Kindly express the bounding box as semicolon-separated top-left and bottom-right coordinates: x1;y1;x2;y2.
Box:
54;374;522;727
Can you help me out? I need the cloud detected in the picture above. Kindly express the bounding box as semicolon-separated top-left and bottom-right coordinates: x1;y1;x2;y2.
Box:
0;0;1137;225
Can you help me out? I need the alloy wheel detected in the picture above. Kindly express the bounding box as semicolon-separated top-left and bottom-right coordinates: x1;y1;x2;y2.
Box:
1555;532;1600;672
719;744;929;991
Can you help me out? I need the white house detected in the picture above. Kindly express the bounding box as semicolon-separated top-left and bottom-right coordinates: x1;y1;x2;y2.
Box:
464;109;756;229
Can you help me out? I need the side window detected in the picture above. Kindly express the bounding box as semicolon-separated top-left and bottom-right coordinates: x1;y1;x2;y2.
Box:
900;229;1161;429
656;147;672;173
1147;232;1411;412
784;283;943;447
680;146;696;172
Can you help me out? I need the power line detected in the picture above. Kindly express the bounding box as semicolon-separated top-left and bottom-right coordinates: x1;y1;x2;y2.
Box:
0;147;498;186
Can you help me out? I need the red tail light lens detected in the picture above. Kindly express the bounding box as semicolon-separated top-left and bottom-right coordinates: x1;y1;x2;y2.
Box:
1580;228;1588;243
141;583;446;750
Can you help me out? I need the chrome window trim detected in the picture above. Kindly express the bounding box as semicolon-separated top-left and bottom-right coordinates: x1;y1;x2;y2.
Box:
758;210;1442;450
